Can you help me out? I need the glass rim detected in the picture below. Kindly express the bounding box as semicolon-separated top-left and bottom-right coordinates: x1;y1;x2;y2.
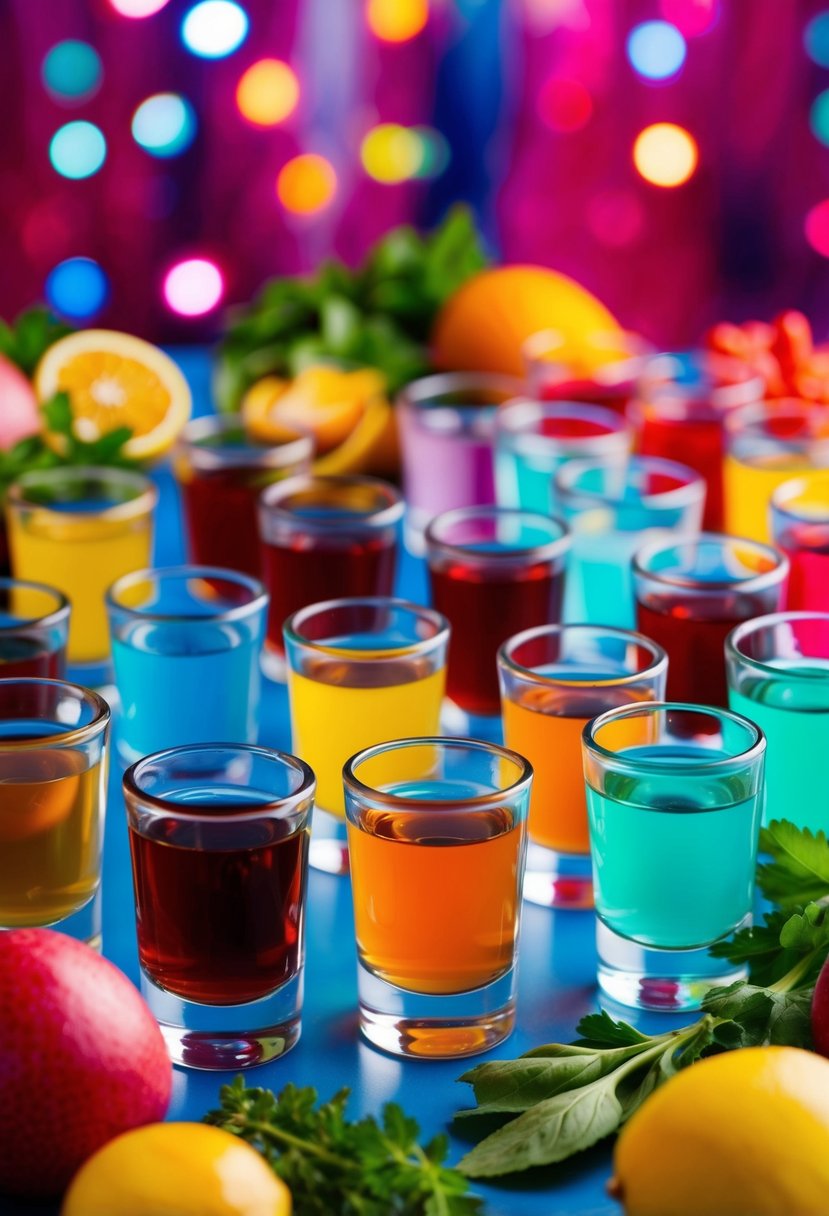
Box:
6;464;158;519
554;455;704;509
493;398;632;450
0;578;70;631
0;677;110;749
771;472;829;521
635;350;766;414
178;413;314;468
397;370;523;409
106;565;269;623
283;596;450;659
123;742;316;824
497;623;667;689
342;734;534;811
259;473;404;529
632;531;789;593
724;397;829;435
583;700;765;771
424;505;571;563
725;611;829;679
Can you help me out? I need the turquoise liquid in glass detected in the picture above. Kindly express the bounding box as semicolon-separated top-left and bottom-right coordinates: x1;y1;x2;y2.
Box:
729;658;829;831
566;534;638;627
495;447;564;515
586;744;760;949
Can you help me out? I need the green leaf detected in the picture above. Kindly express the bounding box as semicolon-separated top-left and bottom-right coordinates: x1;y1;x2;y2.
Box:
702;982;775;1046
768;988;814;1047
456;1046;646;1117
0;306;72;376
709;908;808;986
572;1010;652;1048
42;391;73;436
758;820;829;907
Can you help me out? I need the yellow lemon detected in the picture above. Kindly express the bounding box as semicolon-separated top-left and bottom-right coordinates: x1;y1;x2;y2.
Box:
611;1046;829;1216
61;1122;291;1216
35;329;191;462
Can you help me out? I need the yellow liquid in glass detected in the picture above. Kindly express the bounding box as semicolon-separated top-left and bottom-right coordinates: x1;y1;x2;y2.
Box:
723;454;810;544
289;665;445;817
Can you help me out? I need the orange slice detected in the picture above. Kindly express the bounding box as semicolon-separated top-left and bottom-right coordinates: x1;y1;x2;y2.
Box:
242;365;386;453
35;329;192;461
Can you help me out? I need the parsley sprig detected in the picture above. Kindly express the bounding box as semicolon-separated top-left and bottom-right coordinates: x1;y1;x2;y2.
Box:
205;1079;482;1215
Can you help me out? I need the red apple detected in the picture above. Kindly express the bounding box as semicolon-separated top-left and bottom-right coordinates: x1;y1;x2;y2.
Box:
811;953;829;1058
0;354;40;449
0;929;172;1197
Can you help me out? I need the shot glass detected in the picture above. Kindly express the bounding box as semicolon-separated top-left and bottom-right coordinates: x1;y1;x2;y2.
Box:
724;400;829;543
633;533;788;707
771;472;829;610
631;351;765;530
554;456;705;628
493;399;632;514
258;475;403;679
498;624;667;909
0;578;70;678
107;566;268;766
583;702;765;1011
524;329;652;413
425;507;571;733
124;743;314;1069
284;598;449;875
397;372;521;553
6;467;157;670
0;679;110;945
174;415;314;579
726;612;829;831
344;736;531;1058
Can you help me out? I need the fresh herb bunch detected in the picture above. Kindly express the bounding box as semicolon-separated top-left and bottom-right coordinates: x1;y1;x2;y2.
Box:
205;1078;483;1216
456;819;829;1179
215;205;489;411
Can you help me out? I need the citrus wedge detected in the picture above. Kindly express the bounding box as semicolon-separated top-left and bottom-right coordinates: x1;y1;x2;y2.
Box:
242;366;386;453
35;330;191;461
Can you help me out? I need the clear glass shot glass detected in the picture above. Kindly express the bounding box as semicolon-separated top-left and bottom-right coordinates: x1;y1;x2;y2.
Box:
425;507;571;735
397;372;522;554
498;624;667;910
124;743;314;1070
343;736;531;1059
724;400;829;544
493;399;632;514
633;533;788;707
554;456;705;628
284;598;449;875
0;578;70;679
0;679;110;946
583;702;765;1011
726;612;829;832
6;467;157;671
258;475;403;680
174;415;314;579
107;566;268;766
771;472;829;610
524;329;652;413
631;351;765;531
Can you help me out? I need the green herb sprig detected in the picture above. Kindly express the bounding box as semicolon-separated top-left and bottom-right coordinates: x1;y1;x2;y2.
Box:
205;1078;482;1216
0;306;72;377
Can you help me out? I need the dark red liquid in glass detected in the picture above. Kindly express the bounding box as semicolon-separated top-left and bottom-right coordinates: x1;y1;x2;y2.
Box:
181;470;264;579
539;377;637;415
0;521;10;578
262;534;396;651
129;819;308;1005
0;637;62;679
637;414;724;531
784;547;829;611
430;561;565;715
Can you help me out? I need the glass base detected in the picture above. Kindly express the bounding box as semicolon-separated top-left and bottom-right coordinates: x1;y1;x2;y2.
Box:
524;840;593;909
140;968;303;1070
261;643;287;683
310;806;349;875
440;700;503;743
596;919;749;1012
357;958;516;1059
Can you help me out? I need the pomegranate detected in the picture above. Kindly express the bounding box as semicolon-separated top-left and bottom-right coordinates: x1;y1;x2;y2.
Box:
811;953;829;1058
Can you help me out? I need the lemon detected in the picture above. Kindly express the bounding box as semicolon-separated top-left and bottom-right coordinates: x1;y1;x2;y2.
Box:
61;1122;291;1216
611;1046;829;1215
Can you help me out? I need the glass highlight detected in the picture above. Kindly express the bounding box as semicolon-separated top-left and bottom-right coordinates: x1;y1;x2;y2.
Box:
771;472;829;610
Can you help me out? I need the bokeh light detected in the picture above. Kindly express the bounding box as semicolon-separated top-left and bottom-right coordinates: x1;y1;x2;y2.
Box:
236;59;299;126
49;121;107;180
42;41;102;103
132;93;196;157
366;0;428;43
361;124;422;183
805;201;829;257
276;154;337;215
627;20;687;81
45;257;110;320
633;123;698;187
412;127;449;178
109;0;171;15
811;90;829;148
805;12;829;69
163;257;224;316
537;78;593;132
181;0;248;58
659;0;719;37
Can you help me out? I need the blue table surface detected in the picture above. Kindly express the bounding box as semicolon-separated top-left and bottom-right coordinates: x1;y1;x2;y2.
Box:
7;350;691;1216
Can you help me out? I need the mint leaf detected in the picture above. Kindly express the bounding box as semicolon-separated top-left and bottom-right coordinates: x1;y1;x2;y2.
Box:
0;307;72;376
42;391;73;436
759;821;829;906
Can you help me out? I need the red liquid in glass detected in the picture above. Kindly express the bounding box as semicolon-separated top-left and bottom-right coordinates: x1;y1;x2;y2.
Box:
181;470;264;578
0;637;61;679
429;561;565;715
539;378;637;415
637;414;724;531
262;534;396;651
129;818;308;1005
784;547;829;611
